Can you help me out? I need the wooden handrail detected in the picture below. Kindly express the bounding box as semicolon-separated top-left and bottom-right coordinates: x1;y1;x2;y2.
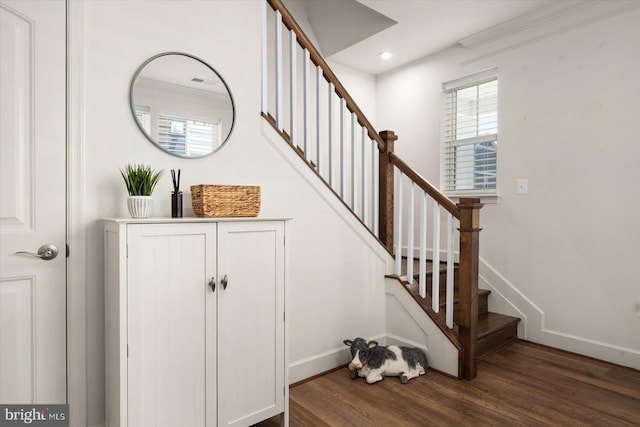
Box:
389;153;460;218
267;0;385;151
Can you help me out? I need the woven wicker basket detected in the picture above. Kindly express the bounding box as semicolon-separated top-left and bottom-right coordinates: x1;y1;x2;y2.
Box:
191;185;261;217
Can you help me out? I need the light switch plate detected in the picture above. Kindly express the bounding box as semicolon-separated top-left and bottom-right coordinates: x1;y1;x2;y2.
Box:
517;179;528;194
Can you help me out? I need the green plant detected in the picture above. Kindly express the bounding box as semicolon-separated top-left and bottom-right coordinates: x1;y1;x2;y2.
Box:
119;164;165;196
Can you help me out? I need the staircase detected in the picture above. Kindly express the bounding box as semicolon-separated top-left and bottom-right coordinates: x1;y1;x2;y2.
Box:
396;258;520;361
262;0;520;379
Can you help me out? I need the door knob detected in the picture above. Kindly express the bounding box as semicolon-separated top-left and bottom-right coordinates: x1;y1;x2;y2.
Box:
15;244;59;261
221;275;228;290
209;277;216;292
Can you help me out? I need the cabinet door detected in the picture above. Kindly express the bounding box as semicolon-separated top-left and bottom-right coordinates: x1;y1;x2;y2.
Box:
127;223;217;427
217;221;285;427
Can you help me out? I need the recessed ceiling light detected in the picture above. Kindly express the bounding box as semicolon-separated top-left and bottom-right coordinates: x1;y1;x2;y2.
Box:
379;51;393;60
191;77;218;86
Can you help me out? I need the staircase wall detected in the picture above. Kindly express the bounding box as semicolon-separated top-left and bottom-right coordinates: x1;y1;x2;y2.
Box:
261;122;391;383
376;6;640;370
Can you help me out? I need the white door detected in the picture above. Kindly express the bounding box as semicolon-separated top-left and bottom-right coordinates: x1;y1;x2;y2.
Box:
217;221;285;427
0;0;66;403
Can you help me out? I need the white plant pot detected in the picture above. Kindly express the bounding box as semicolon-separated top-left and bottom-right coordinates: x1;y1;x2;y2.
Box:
127;195;153;219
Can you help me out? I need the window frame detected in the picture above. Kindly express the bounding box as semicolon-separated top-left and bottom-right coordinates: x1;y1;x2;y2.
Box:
441;68;498;199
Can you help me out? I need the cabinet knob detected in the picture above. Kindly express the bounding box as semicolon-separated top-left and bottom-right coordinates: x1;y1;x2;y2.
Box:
221;275;228;290
209;277;216;292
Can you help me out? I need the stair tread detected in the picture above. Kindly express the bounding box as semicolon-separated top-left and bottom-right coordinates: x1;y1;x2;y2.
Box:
401;278;519;358
404;281;490;305
478;312;520;339
405;285;490;305
410;266;456;280
437;287;490;300
402;258;458;276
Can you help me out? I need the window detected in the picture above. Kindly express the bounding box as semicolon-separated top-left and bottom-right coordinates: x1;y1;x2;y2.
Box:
442;68;498;195
134;105;151;134
158;114;221;157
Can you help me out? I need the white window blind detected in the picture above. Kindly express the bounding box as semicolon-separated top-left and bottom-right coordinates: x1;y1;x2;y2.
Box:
442;69;498;195
158;114;221;157
134;105;151;134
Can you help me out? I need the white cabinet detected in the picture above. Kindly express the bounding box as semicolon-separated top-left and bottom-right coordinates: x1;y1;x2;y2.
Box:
104;219;288;427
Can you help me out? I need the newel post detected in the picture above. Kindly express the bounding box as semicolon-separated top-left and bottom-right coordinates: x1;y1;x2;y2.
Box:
378;130;398;253
457;197;483;380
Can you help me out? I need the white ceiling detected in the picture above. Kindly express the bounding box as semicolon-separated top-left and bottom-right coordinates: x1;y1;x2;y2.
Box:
301;0;557;75
305;0;397;57
136;54;228;95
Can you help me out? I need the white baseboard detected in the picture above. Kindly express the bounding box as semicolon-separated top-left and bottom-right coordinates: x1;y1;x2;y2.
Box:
384;333;428;353
390;247;640;370
286;245;465;382
289;278;463;383
394;243;640;370
289;278;462;383
479;256;640;370
288;333;386;384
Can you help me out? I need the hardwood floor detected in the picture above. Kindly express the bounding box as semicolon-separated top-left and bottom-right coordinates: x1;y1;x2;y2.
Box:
259;341;640;426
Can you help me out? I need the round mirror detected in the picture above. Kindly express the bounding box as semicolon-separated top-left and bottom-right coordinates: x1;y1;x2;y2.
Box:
130;52;235;158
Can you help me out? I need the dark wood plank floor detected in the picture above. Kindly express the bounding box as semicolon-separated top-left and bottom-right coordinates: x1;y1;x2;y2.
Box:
260;340;640;426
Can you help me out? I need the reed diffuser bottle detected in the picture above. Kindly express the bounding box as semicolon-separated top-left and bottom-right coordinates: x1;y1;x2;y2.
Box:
171;169;183;218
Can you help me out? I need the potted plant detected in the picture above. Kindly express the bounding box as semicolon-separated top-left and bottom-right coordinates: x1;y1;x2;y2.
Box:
120;164;165;218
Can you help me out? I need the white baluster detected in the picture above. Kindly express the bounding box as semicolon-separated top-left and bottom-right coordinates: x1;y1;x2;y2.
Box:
340;98;346;199
361;126;367;224
394;167;403;276
432;201;441;312
407;181;415;284
328;82;334;188
289;30;297;147
351;113;357;211
303;49;310;157
446;212;455;328
419;192;427;298
373;142;379;237
275;10;283;130
261;0;267;113
315;66;322;173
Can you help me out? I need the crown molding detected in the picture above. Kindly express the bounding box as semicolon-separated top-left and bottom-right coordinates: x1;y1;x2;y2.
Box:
458;0;640;51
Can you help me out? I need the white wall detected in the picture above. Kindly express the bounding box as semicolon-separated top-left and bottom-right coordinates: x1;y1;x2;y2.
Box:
327;59;377;125
376;8;640;369
82;1;387;425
